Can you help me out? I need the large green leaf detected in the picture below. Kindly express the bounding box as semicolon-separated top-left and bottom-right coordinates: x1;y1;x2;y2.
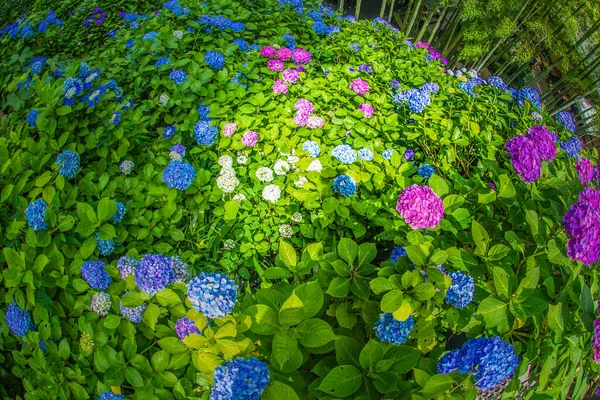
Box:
318;365;363;398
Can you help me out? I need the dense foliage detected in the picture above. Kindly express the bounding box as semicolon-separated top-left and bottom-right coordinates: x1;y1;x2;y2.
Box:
0;0;599;399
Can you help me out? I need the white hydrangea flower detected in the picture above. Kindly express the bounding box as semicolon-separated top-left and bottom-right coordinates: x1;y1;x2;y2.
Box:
236;152;248;165
173;30;183;39
306;159;322;172
169;151;182;161
279;224;293;238
274;159;290;175
159;93;169;107
223;239;235;250
217;172;239;193
287;154;300;164
447;69;454;76
233;193;246;202
294;176;308;187
262;184;281;202
218;155;234;168
256;167;274;182
292;212;303;223
468;69;478;78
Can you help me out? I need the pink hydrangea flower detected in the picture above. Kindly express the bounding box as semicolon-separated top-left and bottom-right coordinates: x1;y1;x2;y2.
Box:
267;59;285;72
282;68;299;83
242;131;259;147
396;185;444;229
276;48;293;60
575;158;594;186
260;46;276;57
293;48;312;64
350;78;369;95
358;103;374;118
272;80;288;94
487;182;496;191
416;41;430;50
294;115;308;127
223;123;237;137
307;115;324;129
295;98;314;117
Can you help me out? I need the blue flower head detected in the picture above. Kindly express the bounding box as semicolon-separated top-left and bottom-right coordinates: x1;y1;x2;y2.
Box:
374;313;414;345
111;202;126;222
232;38;249;51
408;90;431;113
170;69;187;85
358;148;374;161
25;200;48;231
197;103;210;121
445;271;475;309
29;57;47;75
283;33;296;49
162;160;196;190
418;163;435;179
332;144;356;164
163;125;177;139
302;140;320;157
81;261;112;291
119;297;146;324
27;109;38;127
560;136;583;159
382;149;393;160
390;246;407;263
6;302;34;337
56;150;80;178
205;50;225;70
332;174;357;197
312;21;328;35
143;31;159;41
421;82;439;95
211;357;270;400
518;87;542;110
126;39;135;49
556;111;576;133
95;233;115;256
155;57;171;68
487;76;508;91
97;391;124;400
187;273;237;318
135;254;175;295
117;256;138;279
171;256;189;283
194;121;218;146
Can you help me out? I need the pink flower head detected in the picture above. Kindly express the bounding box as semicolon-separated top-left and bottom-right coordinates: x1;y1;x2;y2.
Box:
306;115;324;129
260;46;276;57
223;123;237;137
416;41;430;50
295;98;314;117
242;131;259;147
525;125;556;162
396;185;444;229
267;59;285;72
276;48;293;61
487;182;496;191
294;115;308;127
429;49;441;60
350;78;369;95
504;135;542;184
575;158;594;186
293;48;312;64
282;68;300;83
272;80;288;94
441;58;449;65
358;103;374;118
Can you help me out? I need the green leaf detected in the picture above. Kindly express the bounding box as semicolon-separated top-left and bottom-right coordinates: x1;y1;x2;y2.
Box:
471;220;489;252
477;297;507;327
335;303;357;329
121;292;144;307
295;281;324;319
548;303;564;334
97;198;117;222
381;290;403;312
487;244;510;261
279;241;297;268
327;277;351;297
492;267;510;299
405;244;429;266
318;365;362;398
104;315;121;329
498;174;515;198
80;236;96;258
296;319;335;348
422;374;453;397
151;350;170;373
338;238;359;266
99;224;116;240
125;367;144;387
272;331;299;366
156;289;180;307
279;292;305;326
245;304;279;335
412;283;436;301
357;243;376;267
359;340;383;369
335;336;361;367
262;382;300;400
59;338;70;359
392;301;413;322
428;174;449;197
144;303;160;330
515;266;539;303
428;249;448;266
3;248;25;270
370;277;393;294
77;202;97;224
224;200;239;221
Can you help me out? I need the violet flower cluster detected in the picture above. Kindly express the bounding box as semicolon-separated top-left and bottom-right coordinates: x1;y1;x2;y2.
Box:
563;187;600;265
396;185;444;229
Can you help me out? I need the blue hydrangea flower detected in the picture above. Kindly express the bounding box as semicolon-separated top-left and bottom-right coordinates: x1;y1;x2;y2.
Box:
37;21;49;34
175;316;201;340
56;150;80;178
163;125;176;139
21;24;34;40
382;149;393;160
39;341;47;352
556;111;576;133
211;357;270;400
110;111;121;126
27;109;38;127
332;144;356;164
85;86;107;108
25;200;48;231
205;50;225;70
332;174;357;197
560;136;583;159
194;121;218;145
81;261;112;291
162;160;196;190
111;202;126;223
518;87;542;110
418;163;435;179
29;56;47;75
390;246;407;263
90;292;112;316
98;391;124;400
187;273;237;318
445;271;475;309
374;313;414;345
95;233;115;256
5;302;34;337
408;90;431;113
119;297;146;324
358;148;374;161
250;43;259;51
302;140;320;157
135;254;175;295
155;57;171;68
170;144;186;158
126;39;135;49
421;82;439;95
197;103;210;121
283;33;296;49
171;256;189;283
117;256;138;279
312;21;328;35
488;76;508;91
232;38;249;51
143;31;159;41
459;78;486;96
169;69;187;85
438;336;519;391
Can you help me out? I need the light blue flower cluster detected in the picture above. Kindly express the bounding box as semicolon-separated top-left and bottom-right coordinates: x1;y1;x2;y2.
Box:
560;136;583;159
197;103;210;120
194;121;218;146
332;144;356;164
445;271;475;309
117;256;138;279
29;56;47;75
162;161;196;190
163;125;176;139
119;297;146;324
518;87;542;110
90;292;112;316
205;50;225;70
382;149;393;160
142;31;159;41
211;357;270;400
487;76;508;91
437;336;519;391
95;233;115;256
26;109;38;127
25;200;48;231
56;150;80;178
332;174;357;197
135;254;175;295
302;140;320;157
198;15;245;32
175;316;201;340
393;88;431;113
163;0;190;15
155;57;171;68
63;77;83;105
418;163;435;179
169;69;187;85
81;261;112;291
187;273;238;318
98;391;124;400
232;38;249;51
556;111;576;133
111;202;126;223
358;148;373;161
5;302;34;337
390;246;407;263
421;82;439;94
374;313;414;345
458;78;486;96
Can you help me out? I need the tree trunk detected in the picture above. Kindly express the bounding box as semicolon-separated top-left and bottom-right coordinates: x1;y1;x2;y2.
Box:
406;0;423;38
416;4;436;43
355;0;362;20
379;0;387;18
427;6;447;44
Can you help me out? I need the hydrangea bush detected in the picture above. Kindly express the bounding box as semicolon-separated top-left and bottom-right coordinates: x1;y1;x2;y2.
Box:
0;0;599;398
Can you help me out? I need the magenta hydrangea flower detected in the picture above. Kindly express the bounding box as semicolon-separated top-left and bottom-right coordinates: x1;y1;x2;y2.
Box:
307;115;324;129
295;98;314;117
358;103;374;118
564;187;600;265
267;59;284;72
575;158;594;186
396;185;444;229
488;182;496;191
242;131;259;147
260;46;276;57
525;125;556;162
276;48;292;60
293;48;312;64
593;317;600;363
272;80;288;94
294;115;308;126
223;123;237;137
504;136;542;184
282;68;299;83
350;78;369;95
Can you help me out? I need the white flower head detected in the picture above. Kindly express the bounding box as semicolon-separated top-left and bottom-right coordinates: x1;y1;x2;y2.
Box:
294;176;308;187
173;30;183;39
218;155;234;168
262;184;281;202
223;239;236;250
217;172;239;193
288;154;300;165
468;69;478;78
292;212;303;223
233;193;246;202
279;224;294;238
237;152;248;165
159;93;169;107
256;167;274;182
306;159;322;173
274;159;290;176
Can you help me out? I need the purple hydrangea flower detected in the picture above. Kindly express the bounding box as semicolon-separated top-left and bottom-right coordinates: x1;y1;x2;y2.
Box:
525;126;556;162
135;254;175;295
564;187;600;265
242;131;259;147
556;111;576;133
175;316;201;340
575;158;594;186
117;256;138;279
119;297;146;324
282;68;299;83
405;149;415;161
349;78;369;95
260;46;276;57
504;136;542;184
267;59;284;72
272;80;288;94
358;103;374;118
396;185;444;229
81;261;112;291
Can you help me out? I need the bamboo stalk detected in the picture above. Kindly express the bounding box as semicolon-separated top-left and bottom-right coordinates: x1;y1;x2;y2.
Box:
355;0;362;20
427;6;447;44
416;4;436;43
402;0;415;31
387;0;396;23
380;0;387;18
338;0;344;13
405;0;423;38
550;86;599;116
442;10;461;55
